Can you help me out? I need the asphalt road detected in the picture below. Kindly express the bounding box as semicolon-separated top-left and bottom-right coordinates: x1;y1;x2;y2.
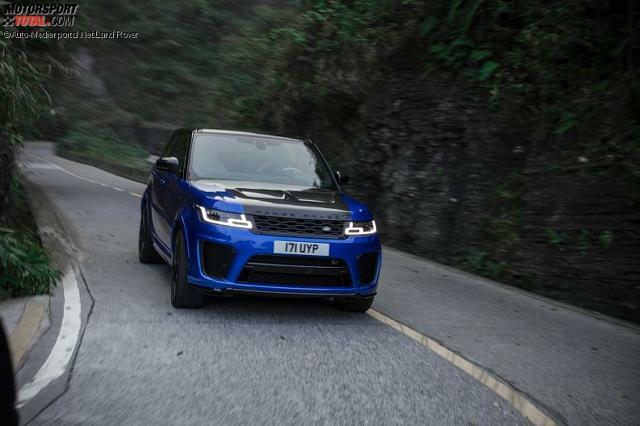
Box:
16;143;640;425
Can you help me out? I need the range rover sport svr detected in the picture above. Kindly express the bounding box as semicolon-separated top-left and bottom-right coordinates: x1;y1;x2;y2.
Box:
138;129;381;312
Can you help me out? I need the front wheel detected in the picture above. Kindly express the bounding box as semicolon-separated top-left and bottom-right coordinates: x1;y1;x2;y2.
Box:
334;296;374;313
171;230;205;309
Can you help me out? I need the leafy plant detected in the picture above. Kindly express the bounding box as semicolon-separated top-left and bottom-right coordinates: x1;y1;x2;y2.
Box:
454;251;506;279
59;122;150;170
554;112;578;135
0;39;49;146
477;61;499;81
545;229;567;250
470;50;492;61
598;231;614;248
0;228;60;299
1;34;66;227
419;16;438;37
484;173;525;256
577;230;591;255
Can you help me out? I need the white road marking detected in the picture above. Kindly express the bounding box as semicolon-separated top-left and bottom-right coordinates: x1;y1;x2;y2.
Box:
367;309;557;426
24;153;143;198
22;163;63;171
17;267;82;406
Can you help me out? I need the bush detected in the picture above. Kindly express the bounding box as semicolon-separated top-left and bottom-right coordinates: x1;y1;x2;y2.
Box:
58;121;150;170
0;228;60;299
0;177;60;300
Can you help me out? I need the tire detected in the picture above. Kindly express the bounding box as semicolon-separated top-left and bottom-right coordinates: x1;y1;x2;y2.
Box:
171;230;205;309
139;205;162;264
334;296;374;313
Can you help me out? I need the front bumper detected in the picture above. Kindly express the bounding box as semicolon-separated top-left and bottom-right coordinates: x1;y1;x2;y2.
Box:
185;215;381;297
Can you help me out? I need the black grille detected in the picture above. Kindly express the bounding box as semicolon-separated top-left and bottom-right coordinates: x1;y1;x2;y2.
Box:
202;242;235;279
249;254;343;267
251;215;345;239
357;252;378;284
244;272;345;286
238;254;351;287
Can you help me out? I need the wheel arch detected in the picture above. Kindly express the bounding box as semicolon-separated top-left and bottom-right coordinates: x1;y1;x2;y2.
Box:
171;209;192;261
140;187;150;214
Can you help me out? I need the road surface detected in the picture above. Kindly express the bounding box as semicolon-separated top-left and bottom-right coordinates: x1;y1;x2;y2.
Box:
15;142;640;425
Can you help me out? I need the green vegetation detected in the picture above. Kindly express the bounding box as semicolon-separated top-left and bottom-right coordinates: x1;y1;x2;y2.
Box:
59;122;148;168
486;174;525;254
0;39;51;146
0;228;59;299
452;251;507;280
577;230;591;255
599;231;614;249
453;173;526;282
1;37;49;224
545;230;568;250
0;37;63;298
50;1;638;174
544;228;620;257
57;122;151;182
0;178;60;300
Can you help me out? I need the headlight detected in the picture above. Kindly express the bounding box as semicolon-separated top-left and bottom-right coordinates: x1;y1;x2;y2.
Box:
344;220;377;236
196;205;253;229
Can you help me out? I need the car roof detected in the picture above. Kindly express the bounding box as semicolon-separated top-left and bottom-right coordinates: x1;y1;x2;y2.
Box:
192;128;303;143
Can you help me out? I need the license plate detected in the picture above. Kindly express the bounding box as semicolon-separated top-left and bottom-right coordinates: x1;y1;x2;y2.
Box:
274;241;329;256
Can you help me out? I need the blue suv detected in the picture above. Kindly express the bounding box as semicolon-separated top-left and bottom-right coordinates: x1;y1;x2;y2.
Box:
139;129;381;311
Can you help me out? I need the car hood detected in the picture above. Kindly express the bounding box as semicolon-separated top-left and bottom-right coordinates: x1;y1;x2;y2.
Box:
189;180;372;221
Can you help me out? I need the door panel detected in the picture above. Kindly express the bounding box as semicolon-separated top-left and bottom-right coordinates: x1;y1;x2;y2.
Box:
150;168;166;212
150;132;180;249
151;203;171;249
164;130;190;228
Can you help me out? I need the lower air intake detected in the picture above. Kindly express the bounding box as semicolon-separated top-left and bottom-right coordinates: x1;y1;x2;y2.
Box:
201;242;235;279
238;255;351;287
357;252;378;284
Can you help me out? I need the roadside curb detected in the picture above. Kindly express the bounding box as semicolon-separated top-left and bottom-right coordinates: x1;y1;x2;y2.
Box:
15;174;94;423
368;309;561;426
23;177;83;263
8;297;47;370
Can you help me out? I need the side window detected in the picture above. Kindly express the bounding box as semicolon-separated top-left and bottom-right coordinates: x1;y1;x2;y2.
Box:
175;131;191;173
161;130;190;176
163;132;179;158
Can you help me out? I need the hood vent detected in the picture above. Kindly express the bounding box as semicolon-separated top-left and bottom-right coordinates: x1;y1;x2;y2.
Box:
237;188;335;204
238;189;286;200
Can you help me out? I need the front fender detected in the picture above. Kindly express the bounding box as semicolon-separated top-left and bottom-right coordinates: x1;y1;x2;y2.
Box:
140;187;150;214
171;205;196;262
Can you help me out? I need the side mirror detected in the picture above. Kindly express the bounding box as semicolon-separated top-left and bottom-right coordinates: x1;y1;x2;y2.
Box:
155;156;179;173
146;155;159;166
335;170;350;186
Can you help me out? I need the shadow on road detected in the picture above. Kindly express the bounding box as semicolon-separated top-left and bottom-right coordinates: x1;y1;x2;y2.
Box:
142;261;370;324
204;295;361;320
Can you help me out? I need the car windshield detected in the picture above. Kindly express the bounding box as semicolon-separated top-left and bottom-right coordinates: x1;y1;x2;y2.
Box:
188;133;336;189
